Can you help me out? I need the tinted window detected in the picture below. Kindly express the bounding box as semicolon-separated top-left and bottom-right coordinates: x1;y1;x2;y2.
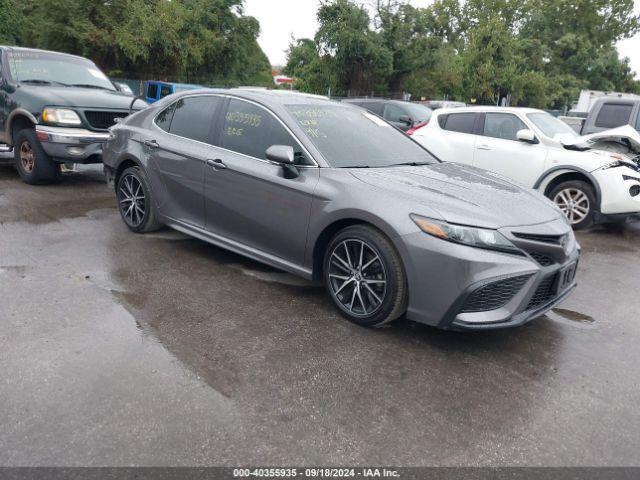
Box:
155;103;176;132
147;83;158;99
595;103;634;128
483;113;527;140
169;96;221;143
383;103;407;123
443;113;476;134
286;104;437;168
160;85;172;98
221;98;308;164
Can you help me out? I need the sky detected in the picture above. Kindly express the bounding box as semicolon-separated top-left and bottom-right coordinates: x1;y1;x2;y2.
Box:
244;0;640;77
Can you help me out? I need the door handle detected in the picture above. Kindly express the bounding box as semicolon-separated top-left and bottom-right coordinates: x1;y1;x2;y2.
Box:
143;139;159;149
477;144;491;150
206;158;227;170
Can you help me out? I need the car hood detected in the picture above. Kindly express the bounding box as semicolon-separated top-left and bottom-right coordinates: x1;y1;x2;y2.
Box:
18;85;137;110
350;163;562;229
562;125;640;157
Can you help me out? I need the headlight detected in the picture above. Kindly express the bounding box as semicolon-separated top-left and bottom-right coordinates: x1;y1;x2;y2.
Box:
42;108;82;126
410;214;521;254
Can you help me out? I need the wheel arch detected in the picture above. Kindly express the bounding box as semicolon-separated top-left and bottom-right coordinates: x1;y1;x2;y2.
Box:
309;215;403;281
6;109;38;145
113;156;144;191
533;166;601;210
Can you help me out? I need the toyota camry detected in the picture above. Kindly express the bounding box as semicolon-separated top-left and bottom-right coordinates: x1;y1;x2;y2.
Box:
102;89;580;330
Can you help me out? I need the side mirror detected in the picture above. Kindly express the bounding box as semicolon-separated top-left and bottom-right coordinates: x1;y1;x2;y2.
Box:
398;114;413;126
517;129;537;144
266;145;298;178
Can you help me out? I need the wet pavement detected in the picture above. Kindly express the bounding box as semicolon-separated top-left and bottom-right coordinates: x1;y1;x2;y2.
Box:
1;163;640;466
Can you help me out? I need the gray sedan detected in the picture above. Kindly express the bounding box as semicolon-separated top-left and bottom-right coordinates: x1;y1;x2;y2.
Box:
102;89;580;330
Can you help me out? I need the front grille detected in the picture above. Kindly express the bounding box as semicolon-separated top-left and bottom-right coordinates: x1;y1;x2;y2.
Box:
84;111;128;130
460;274;532;313
529;252;556;267
526;273;558;311
513;232;565;245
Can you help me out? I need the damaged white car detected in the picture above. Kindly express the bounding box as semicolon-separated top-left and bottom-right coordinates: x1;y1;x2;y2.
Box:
410;107;640;229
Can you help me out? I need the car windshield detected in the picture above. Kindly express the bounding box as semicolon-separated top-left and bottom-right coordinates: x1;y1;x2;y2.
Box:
403;103;433;123
286;104;438;168
527;112;578;140
7;51;116;91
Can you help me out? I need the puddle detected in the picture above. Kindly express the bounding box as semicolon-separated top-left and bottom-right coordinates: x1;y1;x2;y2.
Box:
548;308;596;329
228;263;318;288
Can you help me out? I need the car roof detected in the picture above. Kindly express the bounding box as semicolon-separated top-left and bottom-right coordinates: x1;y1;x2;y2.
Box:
0;45;91;63
169;87;345;109
433;106;545;115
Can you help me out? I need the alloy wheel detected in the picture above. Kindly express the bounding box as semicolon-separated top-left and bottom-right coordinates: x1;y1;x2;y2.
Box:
328;239;387;317
20;141;35;173
118;174;146;228
553;188;590;225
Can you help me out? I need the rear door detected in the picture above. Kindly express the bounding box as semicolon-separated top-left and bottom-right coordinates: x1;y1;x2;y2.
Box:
473;112;547;186
203;97;319;266
427;112;478;165
147;95;223;228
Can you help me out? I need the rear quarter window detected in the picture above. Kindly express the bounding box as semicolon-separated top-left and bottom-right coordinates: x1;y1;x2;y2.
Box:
594;103;634;129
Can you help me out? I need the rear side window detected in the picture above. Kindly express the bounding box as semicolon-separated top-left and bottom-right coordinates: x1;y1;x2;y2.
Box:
160;85;172;98
220;98;308;164
482;113;527;141
442;113;476;134
595;103;634;128
169;96;221;143
147;83;158;99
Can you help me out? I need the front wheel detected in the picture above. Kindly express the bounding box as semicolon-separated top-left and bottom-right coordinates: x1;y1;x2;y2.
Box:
117;166;162;233
14;128;61;185
323;225;408;327
548;180;595;230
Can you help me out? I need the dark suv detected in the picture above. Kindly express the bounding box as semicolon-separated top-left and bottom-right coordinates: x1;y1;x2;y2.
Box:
0;46;143;184
341;98;432;131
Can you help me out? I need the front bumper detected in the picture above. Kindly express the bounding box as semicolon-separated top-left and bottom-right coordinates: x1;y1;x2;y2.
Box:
594;167;640;215
398;219;580;331
35;125;111;164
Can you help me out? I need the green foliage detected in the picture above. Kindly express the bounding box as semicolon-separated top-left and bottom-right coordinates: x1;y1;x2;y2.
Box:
0;0;272;87
286;0;640;108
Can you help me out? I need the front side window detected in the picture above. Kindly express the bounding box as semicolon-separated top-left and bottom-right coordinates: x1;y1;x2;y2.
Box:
169;96;222;144
483;113;527;141
7;51;115;91
220;98;308;164
286;104;437;168
595;103;633;129
160;85;172;98
383;103;407;123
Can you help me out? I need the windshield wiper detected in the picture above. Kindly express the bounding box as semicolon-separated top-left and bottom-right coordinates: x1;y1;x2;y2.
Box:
20;79;70;87
388;161;432;167
71;84;113;91
340;165;370;168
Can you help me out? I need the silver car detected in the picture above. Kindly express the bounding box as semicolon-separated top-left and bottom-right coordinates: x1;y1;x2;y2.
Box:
102;89;580;330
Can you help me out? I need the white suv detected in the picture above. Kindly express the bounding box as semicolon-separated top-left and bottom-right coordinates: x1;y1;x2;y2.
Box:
411;106;640;229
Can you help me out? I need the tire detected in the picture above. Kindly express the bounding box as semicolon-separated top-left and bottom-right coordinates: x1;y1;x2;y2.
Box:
116;166;162;233
13;128;61;185
323;225;408;327
548;180;596;230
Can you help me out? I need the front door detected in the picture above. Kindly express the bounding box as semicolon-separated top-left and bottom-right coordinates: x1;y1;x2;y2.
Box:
204;97;318;266
473;112;547;187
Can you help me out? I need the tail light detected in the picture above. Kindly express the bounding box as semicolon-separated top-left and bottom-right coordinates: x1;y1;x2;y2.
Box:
407;121;428;136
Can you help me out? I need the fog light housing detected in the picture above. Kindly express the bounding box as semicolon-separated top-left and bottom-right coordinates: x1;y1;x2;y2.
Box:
66;146;85;156
630;184;640;197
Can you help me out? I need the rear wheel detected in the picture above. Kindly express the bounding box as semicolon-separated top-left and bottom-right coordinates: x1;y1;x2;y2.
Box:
323;225;407;327
14;128;61;185
117;166;162;233
548;180;595;230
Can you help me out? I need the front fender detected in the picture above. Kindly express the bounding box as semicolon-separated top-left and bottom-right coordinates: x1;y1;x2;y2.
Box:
533;165;602;209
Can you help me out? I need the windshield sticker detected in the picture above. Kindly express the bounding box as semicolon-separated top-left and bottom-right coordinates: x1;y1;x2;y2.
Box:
362;112;390;127
225;111;262;127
